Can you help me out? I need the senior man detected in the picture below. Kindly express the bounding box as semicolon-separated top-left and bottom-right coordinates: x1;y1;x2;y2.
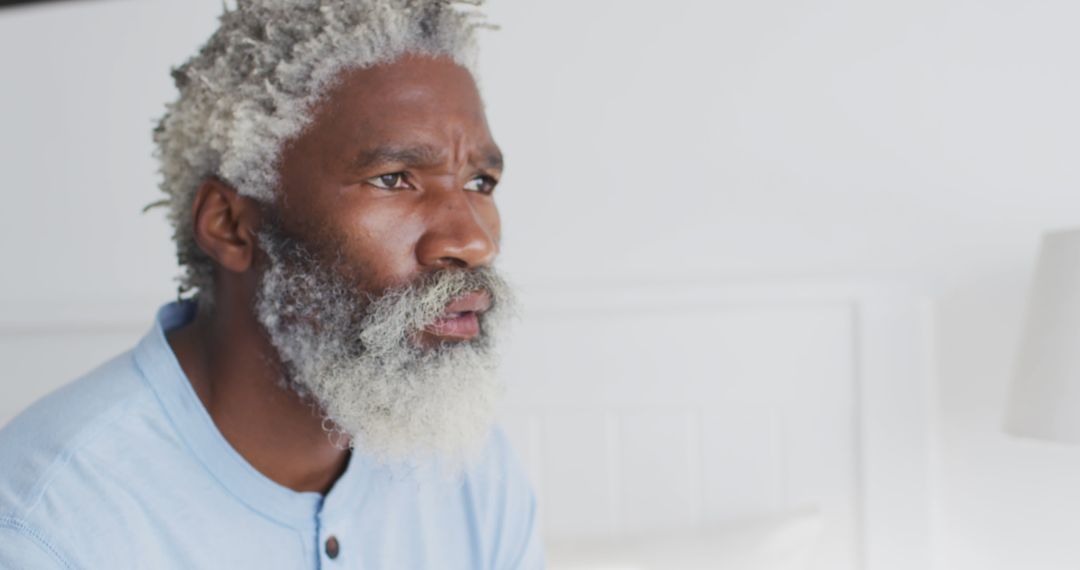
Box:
0;1;543;568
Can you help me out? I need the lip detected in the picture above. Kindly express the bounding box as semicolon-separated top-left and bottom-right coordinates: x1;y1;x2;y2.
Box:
443;290;492;315
422;290;491;341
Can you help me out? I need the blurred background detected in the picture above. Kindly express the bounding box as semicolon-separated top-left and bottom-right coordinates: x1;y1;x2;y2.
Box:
3;0;1080;568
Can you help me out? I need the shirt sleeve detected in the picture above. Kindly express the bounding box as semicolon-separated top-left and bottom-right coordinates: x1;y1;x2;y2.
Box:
489;427;546;570
0;518;72;570
502;484;545;570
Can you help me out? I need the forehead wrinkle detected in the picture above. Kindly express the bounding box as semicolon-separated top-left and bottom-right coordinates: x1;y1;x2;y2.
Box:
349;143;445;171
446;128;503;174
351;140;503;176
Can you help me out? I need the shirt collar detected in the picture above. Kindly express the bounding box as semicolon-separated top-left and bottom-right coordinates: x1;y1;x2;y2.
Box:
132;300;370;528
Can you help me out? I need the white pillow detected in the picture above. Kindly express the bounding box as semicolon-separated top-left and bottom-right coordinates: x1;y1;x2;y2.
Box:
545;507;823;570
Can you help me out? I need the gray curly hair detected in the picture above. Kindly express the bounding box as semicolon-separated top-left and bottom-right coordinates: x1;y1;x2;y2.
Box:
151;0;490;302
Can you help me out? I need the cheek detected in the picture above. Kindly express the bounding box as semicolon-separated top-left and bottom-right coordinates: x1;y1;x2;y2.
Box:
332;199;427;285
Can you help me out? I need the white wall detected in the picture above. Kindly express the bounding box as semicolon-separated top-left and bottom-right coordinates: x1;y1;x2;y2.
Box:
0;0;217;310
4;0;1080;569
478;0;1080;290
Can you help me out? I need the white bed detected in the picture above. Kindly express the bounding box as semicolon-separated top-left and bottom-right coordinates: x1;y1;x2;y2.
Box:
496;282;873;570
546;507;824;570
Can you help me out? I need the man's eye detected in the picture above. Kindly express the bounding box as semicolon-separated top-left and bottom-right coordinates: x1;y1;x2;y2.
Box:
366;172;410;190
463;175;497;194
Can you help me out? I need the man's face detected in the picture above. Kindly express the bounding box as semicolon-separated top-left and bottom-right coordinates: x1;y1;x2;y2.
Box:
272;54;503;347
251;54;513;471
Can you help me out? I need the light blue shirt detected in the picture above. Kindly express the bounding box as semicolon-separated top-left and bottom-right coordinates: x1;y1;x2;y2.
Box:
0;302;544;569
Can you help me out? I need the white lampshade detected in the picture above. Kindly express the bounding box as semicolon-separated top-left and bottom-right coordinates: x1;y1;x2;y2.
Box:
1006;228;1080;443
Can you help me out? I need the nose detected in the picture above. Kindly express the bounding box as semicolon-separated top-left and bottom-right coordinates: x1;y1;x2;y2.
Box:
415;191;499;270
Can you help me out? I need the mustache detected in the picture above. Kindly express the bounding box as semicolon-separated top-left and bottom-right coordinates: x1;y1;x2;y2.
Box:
256;223;513;340
255;216;508;315
355;266;512;355
370;267;509;320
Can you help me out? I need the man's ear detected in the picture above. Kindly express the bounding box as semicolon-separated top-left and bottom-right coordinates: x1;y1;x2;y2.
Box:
191;178;261;275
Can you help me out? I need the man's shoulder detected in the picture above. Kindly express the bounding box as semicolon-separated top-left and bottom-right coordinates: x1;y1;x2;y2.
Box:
453;424;539;529
0;349;158;514
399;424;533;510
468;424;530;488
464;424;545;569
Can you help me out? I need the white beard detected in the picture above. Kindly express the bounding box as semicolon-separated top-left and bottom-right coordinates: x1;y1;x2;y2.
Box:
253;224;515;475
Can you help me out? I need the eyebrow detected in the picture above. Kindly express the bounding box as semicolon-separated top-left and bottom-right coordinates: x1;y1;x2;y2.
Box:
348;144;504;173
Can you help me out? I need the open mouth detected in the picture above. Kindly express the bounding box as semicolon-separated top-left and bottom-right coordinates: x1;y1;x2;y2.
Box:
425;311;481;339
422;290;491;341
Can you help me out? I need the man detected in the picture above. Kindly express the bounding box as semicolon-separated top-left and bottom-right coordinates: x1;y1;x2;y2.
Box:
0;0;543;568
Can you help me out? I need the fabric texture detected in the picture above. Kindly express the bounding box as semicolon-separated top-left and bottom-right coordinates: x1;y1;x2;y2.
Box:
0;301;544;570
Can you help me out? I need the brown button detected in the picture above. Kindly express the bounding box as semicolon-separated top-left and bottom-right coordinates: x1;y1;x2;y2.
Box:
325;535;340;560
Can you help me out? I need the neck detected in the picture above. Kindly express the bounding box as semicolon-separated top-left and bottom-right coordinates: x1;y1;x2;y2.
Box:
166;290;350;495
